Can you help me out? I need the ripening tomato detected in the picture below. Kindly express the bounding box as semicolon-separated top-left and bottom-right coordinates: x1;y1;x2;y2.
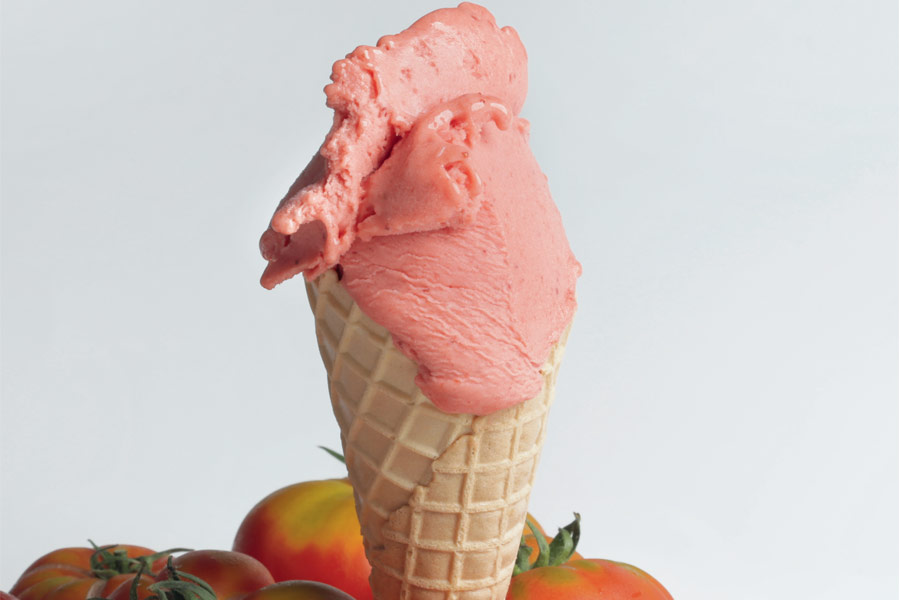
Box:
13;577;83;600
17;546;158;576
154;550;275;600
2;592;21;600
105;574;156;600
506;559;673;600
233;479;371;600
10;545;168;600
92;573;152;600
16;579;84;600
237;581;355;600
9;568;89;598
40;580;98;600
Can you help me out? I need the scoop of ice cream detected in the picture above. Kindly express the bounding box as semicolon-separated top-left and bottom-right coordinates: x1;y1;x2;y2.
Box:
260;3;580;414
341;94;579;413
260;2;527;285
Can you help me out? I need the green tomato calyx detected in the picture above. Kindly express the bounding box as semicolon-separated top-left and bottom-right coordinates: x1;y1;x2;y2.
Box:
87;541;192;579
512;513;581;575
145;556;218;600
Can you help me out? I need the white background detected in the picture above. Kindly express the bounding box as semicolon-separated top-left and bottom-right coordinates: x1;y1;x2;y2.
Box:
1;1;897;598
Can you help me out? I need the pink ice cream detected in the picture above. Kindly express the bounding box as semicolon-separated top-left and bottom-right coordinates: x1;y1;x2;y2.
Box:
260;3;580;414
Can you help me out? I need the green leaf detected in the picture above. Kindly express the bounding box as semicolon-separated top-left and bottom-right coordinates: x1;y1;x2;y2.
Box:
565;513;581;551
318;446;345;464
546;513;581;566
526;519;550;569
547;528;574;566
151;573;217;600
512;536;533;576
512;513;585;576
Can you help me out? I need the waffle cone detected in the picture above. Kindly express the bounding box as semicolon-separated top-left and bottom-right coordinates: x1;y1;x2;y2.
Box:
306;270;569;600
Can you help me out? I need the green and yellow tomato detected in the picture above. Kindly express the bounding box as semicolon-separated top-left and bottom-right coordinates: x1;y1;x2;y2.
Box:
233;479;371;600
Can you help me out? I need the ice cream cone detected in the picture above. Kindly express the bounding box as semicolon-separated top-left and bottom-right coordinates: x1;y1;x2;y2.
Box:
306;269;569;600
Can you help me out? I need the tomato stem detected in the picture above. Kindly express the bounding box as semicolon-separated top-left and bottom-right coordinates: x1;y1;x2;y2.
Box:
318;446;346;464
512;513;582;575
528;520;551;569
127;562;147;600
150;557;218;600
512;540;533;576
86;541;192;579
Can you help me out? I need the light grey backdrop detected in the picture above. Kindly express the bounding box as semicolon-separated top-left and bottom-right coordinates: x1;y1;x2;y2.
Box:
2;1;897;598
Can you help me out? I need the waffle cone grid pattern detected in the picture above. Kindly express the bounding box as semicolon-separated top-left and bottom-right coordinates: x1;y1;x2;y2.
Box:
307;270;567;599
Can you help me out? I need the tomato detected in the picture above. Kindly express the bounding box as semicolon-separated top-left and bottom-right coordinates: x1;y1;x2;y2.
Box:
92;574;151;599
506;559;673;600
237;581;355;600
41;580;98;600
106;575;156;600
15;579;82;600
233;479;371;600
10;545;170;600
10;571;89;600
17;546;155;575
2;593;20;600
508;515;672;599
154;550;275;600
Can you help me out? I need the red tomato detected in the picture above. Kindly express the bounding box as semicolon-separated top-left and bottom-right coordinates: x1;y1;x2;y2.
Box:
2;593;21;600
154;550;275;600
91;574;147;599
8;569;90;598
233;480;371;600
17;546;161;578
106;575;156;600
14;578;82;600
506;558;673;600
10;544;173;600
237;581;355;600
41;580;98;600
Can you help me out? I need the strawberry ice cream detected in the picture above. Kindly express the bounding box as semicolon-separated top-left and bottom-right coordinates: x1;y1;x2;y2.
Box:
259;2;579;414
